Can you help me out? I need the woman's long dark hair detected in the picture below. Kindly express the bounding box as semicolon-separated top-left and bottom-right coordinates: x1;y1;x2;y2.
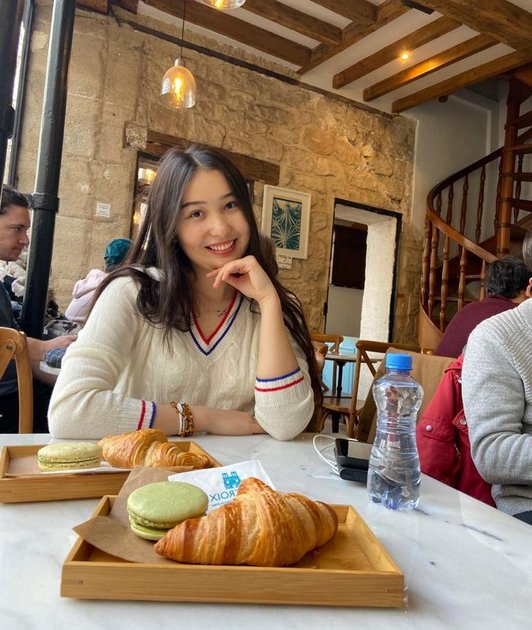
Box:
95;145;322;405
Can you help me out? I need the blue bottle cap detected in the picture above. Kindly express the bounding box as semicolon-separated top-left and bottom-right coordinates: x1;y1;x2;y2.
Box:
385;353;412;371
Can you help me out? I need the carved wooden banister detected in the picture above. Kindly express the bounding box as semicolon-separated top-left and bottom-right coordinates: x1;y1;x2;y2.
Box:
421;151;499;333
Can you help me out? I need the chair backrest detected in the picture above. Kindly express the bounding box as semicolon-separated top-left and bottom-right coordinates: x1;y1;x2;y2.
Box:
0;327;33;433
310;332;344;396
353;344;453;443
310;332;343;354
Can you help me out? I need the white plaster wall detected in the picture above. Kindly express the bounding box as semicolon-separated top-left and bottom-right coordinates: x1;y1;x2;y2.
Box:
325;286;363;337
360;219;397;341
405;93;501;239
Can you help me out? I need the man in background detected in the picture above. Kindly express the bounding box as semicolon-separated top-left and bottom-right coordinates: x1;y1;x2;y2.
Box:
434;255;529;357
0;185;74;432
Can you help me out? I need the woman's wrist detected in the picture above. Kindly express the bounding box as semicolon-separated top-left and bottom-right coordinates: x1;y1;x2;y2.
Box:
256;290;282;315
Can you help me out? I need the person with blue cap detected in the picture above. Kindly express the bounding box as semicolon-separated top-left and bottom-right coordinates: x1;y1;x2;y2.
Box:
65;237;132;326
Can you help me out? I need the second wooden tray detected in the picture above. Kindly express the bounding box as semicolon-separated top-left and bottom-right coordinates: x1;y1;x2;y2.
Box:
0;442;219;504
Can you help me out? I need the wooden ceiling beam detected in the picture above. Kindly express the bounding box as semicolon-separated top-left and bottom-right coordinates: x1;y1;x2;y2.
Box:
514;63;532;88
299;0;408;75
113;0;138;12
392;48;532;113
243;0;342;46
411;0;532;51
363;33;497;101
144;0;311;67
77;0;108;13
310;0;377;25
333;16;459;89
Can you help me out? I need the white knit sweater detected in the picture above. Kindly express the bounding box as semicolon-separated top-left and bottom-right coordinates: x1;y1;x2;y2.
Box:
462;298;532;515
48;275;314;441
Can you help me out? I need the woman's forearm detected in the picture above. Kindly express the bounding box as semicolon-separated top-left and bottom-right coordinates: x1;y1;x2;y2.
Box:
255;293;298;378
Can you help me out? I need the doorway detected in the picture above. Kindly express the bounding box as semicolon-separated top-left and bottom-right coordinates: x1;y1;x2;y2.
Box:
326;200;401;344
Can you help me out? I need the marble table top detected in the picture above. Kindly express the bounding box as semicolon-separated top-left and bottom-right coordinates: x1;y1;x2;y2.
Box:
1;432;531;629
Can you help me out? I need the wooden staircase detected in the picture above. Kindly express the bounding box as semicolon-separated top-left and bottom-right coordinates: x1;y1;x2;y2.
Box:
419;64;532;349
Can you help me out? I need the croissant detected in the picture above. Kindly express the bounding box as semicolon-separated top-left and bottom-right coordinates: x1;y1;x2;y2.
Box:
98;429;213;470
154;477;338;567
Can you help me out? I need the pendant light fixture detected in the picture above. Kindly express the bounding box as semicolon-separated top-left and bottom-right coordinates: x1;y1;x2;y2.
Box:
161;0;196;109
196;0;246;9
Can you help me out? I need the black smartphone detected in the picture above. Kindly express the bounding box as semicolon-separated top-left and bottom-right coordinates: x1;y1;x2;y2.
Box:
334;438;372;481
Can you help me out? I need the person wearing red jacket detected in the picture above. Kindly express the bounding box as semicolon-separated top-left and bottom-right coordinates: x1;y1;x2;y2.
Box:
416;354;495;506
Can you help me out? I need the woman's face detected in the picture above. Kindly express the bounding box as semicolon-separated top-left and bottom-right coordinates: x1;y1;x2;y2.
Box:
176;168;250;274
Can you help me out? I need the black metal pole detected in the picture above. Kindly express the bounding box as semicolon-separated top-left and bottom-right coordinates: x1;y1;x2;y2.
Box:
20;0;76;338
0;0;25;188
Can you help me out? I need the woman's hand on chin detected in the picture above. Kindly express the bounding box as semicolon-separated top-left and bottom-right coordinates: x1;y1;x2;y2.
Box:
191;406;266;435
206;255;277;306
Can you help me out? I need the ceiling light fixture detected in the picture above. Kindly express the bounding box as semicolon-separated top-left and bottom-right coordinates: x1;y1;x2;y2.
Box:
196;0;246;10
161;0;196;109
400;52;411;61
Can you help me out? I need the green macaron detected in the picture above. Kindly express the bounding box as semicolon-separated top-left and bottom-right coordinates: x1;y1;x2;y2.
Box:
127;481;208;541
37;442;102;471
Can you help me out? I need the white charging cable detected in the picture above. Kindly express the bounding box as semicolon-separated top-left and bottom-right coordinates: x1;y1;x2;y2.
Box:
312;434;340;475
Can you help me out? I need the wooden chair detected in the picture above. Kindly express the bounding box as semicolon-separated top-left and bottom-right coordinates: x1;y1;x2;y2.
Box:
322;339;414;437
310;332;347;432
0;327;33;433
354;346;454;443
316;339;413;435
310;332;343;395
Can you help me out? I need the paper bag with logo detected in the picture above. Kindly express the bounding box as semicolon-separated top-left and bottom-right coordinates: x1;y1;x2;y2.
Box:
168;460;274;512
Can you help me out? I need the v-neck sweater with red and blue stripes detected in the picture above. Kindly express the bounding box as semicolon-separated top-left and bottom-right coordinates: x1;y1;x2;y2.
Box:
48;275;314;441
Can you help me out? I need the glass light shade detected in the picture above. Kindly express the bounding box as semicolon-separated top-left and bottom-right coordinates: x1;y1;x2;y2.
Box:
196;0;246;9
161;58;196;109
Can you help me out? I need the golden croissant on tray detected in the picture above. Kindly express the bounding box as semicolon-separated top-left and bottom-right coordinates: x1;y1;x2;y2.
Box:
154;477;338;567
98;429;213;470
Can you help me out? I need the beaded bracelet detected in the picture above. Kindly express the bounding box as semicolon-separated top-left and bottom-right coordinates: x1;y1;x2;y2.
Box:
169;401;195;436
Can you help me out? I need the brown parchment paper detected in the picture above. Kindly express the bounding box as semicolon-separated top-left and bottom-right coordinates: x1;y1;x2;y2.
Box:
73;466;191;564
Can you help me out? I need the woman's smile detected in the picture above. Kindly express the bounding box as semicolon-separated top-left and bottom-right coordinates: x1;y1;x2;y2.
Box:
207;239;237;255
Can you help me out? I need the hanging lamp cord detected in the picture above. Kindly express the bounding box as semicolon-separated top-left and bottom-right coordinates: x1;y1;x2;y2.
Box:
180;0;188;58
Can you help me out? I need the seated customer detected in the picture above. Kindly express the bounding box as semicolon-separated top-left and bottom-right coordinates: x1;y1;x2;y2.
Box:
0;185;75;433
462;234;532;523
64;237;132;327
434;255;529;357
417;354;494;506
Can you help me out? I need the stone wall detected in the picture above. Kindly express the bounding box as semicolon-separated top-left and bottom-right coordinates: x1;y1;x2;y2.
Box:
16;1;421;345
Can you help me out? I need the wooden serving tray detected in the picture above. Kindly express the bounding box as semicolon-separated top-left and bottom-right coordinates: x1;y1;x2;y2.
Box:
0;442;219;504
62;496;404;607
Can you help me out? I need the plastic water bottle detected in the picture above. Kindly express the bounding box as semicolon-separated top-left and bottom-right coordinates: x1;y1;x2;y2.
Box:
367;353;423;510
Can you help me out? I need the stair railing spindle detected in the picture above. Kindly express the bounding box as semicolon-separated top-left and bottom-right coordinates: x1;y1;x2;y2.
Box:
421;215;431;308
459;175;468;235
440;234;450;330
428;224;440;321
457;246;468;311
476;165;485;244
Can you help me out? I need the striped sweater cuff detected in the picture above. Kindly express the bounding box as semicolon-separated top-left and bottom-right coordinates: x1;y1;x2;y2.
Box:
136;400;156;430
255;367;304;393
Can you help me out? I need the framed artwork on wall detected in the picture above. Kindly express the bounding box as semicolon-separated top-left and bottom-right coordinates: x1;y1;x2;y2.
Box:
261;185;311;259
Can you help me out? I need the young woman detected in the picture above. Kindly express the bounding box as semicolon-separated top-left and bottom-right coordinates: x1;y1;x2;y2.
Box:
48;146;322;440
